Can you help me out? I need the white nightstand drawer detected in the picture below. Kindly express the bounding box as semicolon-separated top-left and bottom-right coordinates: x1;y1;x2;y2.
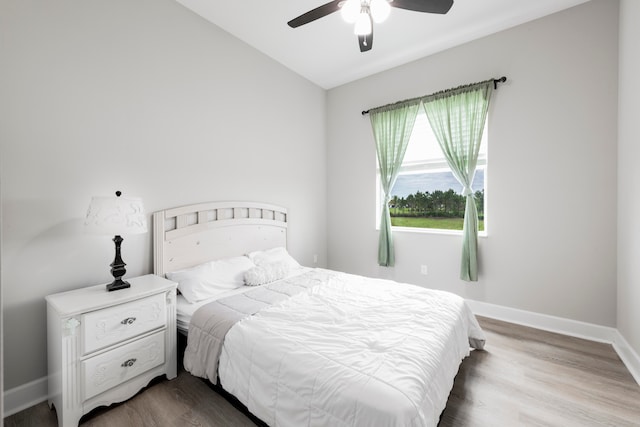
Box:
82;293;166;355
83;331;165;400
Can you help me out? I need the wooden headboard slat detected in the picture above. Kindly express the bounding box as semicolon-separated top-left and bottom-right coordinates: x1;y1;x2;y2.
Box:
165;217;287;241
163;201;286;218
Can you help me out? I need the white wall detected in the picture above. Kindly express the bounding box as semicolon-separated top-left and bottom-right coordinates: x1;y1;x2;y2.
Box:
617;0;640;358
0;0;327;391
327;0;618;326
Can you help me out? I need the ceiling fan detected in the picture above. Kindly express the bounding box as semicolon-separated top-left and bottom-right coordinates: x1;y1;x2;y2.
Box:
287;0;454;53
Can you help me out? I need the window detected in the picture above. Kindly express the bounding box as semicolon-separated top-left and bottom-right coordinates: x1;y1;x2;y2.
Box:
376;110;487;233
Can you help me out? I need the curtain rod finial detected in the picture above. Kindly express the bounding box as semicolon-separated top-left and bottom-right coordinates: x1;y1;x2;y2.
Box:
493;76;507;89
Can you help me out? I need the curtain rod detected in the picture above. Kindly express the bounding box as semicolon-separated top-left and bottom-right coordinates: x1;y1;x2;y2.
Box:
361;76;507;116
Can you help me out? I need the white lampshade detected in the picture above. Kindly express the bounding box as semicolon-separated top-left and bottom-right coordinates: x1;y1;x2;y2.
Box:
84;193;147;236
370;0;390;23
354;11;372;36
341;0;361;23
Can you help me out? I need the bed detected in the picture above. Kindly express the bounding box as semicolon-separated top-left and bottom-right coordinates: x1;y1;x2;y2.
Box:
153;201;485;427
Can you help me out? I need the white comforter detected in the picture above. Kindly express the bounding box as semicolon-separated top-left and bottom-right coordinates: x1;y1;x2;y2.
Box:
217;269;485;427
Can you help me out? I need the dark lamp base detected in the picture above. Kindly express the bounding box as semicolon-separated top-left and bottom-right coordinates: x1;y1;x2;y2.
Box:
106;278;131;292
107;234;130;292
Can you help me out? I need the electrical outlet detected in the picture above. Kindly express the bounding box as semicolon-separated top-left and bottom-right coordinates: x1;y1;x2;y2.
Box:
313;254;318;264
420;265;428;275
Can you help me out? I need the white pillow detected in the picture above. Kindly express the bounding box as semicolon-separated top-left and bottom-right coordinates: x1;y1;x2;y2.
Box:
244;261;291;286
247;247;301;270
166;256;255;303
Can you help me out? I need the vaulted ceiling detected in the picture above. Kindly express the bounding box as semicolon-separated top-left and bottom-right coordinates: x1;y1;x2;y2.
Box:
176;0;590;89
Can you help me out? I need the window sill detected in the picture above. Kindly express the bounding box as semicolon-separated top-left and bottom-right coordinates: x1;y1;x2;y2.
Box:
386;226;488;238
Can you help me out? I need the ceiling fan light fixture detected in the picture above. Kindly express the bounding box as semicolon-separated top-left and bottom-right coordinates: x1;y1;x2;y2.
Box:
340;0;361;23
287;0;455;53
354;8;372;35
369;0;390;23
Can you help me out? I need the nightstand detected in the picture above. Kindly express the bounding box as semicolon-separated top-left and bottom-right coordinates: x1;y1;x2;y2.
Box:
46;274;177;427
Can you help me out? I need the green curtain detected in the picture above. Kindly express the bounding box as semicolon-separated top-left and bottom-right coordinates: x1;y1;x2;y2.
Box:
421;80;493;281
370;103;419;266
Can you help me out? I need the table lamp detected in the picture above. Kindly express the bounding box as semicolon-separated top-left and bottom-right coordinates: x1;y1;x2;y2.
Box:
84;191;148;291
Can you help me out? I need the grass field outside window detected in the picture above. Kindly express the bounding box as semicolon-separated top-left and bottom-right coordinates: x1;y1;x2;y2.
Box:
390;216;484;231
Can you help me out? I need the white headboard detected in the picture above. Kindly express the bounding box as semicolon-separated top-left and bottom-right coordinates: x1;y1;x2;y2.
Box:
153;201;288;276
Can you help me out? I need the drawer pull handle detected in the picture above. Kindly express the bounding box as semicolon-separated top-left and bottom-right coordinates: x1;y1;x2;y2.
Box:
121;358;137;368
121;317;136;325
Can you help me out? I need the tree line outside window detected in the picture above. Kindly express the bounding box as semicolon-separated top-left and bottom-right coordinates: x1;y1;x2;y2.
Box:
389;189;485;220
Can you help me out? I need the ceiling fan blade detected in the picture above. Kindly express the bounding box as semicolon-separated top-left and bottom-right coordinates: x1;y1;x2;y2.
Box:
358;29;373;52
287;0;343;28
391;0;454;14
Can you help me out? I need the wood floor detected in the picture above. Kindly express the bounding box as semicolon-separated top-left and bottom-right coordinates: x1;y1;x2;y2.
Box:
5;317;640;427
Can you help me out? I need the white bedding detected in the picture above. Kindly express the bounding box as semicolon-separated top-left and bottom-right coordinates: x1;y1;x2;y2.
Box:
217;269;485;427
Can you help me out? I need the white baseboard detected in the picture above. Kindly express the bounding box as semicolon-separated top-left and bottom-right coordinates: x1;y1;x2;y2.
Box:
3;376;48;417
467;299;640;386
466;299;618;342
4;301;640;417
612;330;640;385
